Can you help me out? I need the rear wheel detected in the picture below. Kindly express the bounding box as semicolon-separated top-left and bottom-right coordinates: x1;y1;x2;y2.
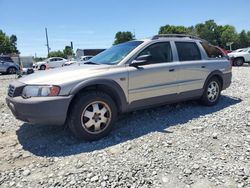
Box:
234;58;244;66
7;67;17;74
68;91;117;141
200;77;221;106
40;65;46;70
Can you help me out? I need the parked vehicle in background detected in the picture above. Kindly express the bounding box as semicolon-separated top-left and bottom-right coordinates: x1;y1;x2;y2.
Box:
63;60;78;66
217;47;231;54
231;48;246;53
0;56;20;74
63;56;94;66
228;47;250;66
22;67;34;75
80;55;93;61
33;57;67;70
6;34;232;141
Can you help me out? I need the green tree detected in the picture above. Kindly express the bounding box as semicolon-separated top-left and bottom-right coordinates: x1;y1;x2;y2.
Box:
159;25;192;35
195;20;221;46
237;30;250;48
48;50;66;58
63;46;73;57
158;20;250;50
220;25;238;49
113;31;135;45
0;30;19;54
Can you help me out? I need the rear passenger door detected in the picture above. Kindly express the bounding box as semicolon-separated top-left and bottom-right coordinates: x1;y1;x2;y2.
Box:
174;42;209;94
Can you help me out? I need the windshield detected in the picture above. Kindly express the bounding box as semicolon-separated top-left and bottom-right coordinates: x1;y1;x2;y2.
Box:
242;48;250;52
89;41;143;65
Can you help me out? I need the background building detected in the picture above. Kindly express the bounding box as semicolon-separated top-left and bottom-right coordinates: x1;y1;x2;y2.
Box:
76;49;105;59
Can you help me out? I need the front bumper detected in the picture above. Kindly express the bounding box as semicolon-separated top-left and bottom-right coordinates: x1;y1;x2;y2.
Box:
6;95;73;125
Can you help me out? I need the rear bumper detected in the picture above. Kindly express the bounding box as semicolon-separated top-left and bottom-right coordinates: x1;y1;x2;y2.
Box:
6;95;73;125
222;72;232;90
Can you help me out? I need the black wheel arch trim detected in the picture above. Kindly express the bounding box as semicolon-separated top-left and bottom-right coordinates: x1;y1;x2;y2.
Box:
234;56;245;62
203;70;224;90
70;79;128;112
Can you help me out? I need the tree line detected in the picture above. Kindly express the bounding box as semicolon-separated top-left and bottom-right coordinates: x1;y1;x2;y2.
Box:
114;20;250;50
47;46;74;59
0;30;19;55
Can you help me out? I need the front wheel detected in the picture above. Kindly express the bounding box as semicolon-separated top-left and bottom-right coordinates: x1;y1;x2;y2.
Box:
7;67;17;74
68;91;117;141
234;58;244;66
199;77;221;106
40;65;46;70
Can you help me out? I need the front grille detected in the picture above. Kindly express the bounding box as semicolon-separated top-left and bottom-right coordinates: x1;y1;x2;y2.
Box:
7;82;25;98
8;85;15;97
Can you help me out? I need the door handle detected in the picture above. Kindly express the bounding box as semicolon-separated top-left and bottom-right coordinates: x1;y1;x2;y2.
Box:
169;68;175;72
201;65;206;68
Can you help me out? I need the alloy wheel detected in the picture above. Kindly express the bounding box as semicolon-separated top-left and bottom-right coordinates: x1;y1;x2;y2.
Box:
207;81;219;102
81;101;112;134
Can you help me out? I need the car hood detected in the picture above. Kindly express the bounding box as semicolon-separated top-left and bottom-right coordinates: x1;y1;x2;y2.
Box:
228;52;247;57
18;64;112;85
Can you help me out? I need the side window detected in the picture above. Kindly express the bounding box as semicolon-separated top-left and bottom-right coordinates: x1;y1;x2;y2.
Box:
175;42;201;61
137;42;173;64
201;42;225;58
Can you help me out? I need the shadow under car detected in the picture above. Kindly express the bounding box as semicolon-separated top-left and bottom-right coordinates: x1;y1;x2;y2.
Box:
16;95;241;157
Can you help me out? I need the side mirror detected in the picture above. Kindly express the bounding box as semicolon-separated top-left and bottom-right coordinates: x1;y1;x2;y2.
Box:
130;54;151;67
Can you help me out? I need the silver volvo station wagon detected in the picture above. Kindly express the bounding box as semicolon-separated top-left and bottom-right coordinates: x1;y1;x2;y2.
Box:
6;34;232;140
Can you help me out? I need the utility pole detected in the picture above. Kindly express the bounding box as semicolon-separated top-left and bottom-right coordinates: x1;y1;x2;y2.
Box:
70;41;74;56
45;28;50;56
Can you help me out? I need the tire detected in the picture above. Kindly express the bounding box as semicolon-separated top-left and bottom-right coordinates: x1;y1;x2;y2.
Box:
234;58;244;66
7;67;17;74
40;65;46;70
199;77;222;106
68;91;117;141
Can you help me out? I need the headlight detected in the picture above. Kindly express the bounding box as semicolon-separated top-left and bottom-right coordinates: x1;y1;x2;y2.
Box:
22;85;60;98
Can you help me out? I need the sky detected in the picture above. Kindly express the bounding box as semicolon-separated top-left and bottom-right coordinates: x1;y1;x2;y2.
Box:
0;0;250;57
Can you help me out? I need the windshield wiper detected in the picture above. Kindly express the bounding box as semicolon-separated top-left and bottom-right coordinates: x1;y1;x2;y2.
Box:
83;61;99;65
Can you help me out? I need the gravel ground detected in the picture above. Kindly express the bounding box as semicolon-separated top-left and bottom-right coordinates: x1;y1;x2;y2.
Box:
0;66;250;188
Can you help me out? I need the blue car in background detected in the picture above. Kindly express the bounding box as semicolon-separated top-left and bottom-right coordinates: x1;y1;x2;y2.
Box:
0;56;20;74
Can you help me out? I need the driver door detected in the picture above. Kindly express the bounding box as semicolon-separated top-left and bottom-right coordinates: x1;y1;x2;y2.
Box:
128;42;180;108
245;49;250;62
48;58;57;68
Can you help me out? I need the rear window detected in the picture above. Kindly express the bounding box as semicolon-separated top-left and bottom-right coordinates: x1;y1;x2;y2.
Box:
175;42;201;61
201;42;225;58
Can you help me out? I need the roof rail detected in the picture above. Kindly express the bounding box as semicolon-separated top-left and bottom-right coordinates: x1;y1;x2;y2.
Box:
152;34;203;40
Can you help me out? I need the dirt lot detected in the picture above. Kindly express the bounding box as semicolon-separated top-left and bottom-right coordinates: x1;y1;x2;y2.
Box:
0;67;250;188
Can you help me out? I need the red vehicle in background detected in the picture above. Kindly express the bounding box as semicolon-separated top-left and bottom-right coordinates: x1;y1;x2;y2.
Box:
217;47;231;55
